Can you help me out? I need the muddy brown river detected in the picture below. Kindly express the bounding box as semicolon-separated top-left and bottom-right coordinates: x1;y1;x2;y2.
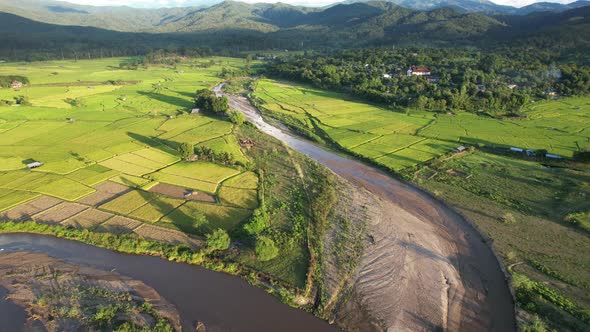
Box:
0;233;338;331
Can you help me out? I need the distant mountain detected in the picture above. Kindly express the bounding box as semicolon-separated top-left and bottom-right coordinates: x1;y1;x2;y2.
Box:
0;0;204;32
338;0;514;13
0;0;588;56
337;0;590;14
515;0;590;15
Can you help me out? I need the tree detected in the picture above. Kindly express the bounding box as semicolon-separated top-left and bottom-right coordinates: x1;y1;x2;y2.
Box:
573;148;590;162
255;236;279;261
179;142;193;160
206;229;230;251
243;209;269;236
194;89;229;114
228;110;245;125
14;95;31;106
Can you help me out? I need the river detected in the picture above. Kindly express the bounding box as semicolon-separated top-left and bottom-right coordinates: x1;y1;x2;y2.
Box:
0;233;338;331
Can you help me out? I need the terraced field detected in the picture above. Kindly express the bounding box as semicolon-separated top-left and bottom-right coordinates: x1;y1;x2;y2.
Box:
0;57;258;240
253;79;590;170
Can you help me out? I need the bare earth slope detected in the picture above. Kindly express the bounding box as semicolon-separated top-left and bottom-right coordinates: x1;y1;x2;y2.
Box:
225;90;516;332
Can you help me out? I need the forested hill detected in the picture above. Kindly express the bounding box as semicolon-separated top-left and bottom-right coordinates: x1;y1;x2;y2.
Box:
1;0;589;59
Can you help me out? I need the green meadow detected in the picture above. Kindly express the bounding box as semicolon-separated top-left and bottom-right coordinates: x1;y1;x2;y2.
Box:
253;79;590;171
0;57;258;236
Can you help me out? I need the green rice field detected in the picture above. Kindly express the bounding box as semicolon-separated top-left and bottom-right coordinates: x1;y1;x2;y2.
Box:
0;57;258;236
253;79;590;170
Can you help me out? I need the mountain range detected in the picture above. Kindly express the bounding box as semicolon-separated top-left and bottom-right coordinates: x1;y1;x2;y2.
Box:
0;0;589;58
0;0;589;34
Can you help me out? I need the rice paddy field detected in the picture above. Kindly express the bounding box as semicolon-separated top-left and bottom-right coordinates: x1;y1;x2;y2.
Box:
253;79;590;170
0;57;258;238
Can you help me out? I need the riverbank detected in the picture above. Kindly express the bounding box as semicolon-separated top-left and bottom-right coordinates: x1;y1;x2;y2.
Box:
222;84;516;331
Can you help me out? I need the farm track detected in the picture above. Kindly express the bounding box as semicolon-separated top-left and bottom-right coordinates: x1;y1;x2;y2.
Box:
221;85;516;332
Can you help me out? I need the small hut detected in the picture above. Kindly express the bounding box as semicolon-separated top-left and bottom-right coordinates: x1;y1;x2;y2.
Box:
26;161;43;169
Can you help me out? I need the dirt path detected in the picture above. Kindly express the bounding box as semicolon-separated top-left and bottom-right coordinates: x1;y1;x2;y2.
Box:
223;87;516;332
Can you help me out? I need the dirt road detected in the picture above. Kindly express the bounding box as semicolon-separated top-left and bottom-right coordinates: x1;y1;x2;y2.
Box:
223;86;516;332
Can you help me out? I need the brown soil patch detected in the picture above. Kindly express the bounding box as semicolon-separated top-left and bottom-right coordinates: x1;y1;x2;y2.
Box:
98;216;142;234
78;181;130;206
0;252;181;331
149;183;216;203
1;196;62;221
446;169;471;178
133;224;203;249
33;202;88;224
61;209;114;229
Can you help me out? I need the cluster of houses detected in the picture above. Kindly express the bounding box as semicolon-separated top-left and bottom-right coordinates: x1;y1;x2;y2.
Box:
454;144;563;160
510;147;563;159
11;80;24;89
382;65;438;83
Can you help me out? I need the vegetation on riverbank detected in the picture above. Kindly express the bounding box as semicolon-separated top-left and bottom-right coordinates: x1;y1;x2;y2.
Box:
250;76;590;330
410;150;590;331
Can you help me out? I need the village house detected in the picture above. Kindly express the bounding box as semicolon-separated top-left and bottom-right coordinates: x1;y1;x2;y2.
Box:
510;147;524;153
382;73;392;79
454;146;467;153
545;153;563;160
407;66;431;77
508;84;518;90
11;80;24;89
545;90;558;96
191;108;200;115
26;161;43;169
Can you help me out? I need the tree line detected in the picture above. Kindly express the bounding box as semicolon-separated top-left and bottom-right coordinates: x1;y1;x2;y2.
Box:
266;48;590;116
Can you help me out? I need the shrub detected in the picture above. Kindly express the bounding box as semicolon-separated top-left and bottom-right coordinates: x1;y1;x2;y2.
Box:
500;213;516;224
243;208;269;236
206;228;231;251
14;95;31;106
228;110;245;125
255;236;279;261
179;142;194;160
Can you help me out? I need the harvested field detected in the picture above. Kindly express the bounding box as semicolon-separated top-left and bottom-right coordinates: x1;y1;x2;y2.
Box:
77;181;130;206
0;196;62;221
98;216;142;234
33;202;88;224
93;181;130;195
133;224;202;248
149;183;216;203
61;209;114;229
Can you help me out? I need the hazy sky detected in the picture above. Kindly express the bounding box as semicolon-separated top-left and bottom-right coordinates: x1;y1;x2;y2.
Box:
58;0;578;8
